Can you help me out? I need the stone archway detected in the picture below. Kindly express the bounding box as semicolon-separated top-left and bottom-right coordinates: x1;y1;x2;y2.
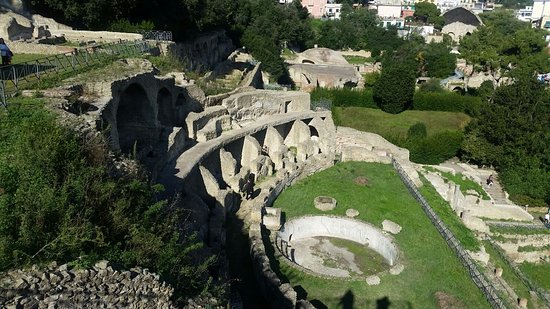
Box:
116;83;156;154
157;87;173;126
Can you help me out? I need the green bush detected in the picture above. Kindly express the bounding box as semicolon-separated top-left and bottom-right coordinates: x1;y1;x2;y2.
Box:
374;64;415;114
310;87;376;108
418;79;444;93
0;99;218;303
407;122;427;140
363;72;380;88
408;130;464;164
413;92;482;115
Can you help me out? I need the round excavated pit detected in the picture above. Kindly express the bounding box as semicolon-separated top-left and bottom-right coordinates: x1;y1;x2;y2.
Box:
276;216;400;278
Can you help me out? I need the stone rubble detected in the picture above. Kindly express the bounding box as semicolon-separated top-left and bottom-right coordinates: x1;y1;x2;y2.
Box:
0;260;177;309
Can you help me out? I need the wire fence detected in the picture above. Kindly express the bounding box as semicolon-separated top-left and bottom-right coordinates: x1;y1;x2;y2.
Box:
485;238;550;308
391;157;507;309
140;30;173;41
0;39;155;108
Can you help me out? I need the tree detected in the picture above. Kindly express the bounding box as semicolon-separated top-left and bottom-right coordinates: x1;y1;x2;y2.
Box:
460;10;550;85
413;2;444;29
420;42;456;78
373;63;416;114
462;74;550;206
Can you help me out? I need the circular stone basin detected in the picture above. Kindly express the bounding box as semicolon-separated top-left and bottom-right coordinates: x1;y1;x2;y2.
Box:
314;196;337;211
277;216;399;278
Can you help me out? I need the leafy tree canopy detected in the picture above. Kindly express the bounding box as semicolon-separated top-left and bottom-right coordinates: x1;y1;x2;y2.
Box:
413;2;444;29
460;9;549;83
462;73;550;205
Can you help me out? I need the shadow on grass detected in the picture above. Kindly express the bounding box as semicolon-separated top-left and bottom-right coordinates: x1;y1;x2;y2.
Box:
339;290;354;309
376;296;391;309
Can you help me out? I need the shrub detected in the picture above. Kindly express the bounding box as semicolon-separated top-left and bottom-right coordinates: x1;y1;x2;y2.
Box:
418;78;444;93
363;72;380;88
408;130;463;164
407;122;427;140
310;87;376;108
373;64;415;114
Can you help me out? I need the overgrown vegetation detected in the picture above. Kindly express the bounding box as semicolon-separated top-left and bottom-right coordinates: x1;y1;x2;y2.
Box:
271;162;488;308
0;98;220;304
145;54;187;75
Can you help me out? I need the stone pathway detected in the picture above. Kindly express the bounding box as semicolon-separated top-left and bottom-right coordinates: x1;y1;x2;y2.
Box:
484;175;509;205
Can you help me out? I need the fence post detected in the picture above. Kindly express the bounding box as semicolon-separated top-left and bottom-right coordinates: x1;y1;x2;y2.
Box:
0;80;7;109
12;66;18;90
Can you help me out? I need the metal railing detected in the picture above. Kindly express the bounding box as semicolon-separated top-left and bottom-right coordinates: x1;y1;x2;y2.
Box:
141;30;173;41
391;157;507;309
0;39;154;108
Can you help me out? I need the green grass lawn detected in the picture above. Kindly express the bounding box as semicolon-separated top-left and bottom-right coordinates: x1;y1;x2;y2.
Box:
520;262;550;291
271;162;489;308
10;53;49;64
334;107;470;140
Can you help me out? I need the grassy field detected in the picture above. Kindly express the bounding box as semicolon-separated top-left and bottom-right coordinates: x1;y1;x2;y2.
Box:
271;162;489;308
520;262;550;290
334;107;470;139
10;53;48;64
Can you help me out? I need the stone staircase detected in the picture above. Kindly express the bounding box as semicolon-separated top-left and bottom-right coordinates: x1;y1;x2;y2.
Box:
484;176;510;205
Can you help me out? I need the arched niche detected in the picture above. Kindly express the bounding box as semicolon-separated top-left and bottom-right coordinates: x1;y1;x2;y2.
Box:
157;87;173;126
116;83;157;154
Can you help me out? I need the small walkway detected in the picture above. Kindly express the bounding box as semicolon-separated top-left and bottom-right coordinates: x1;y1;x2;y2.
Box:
484;176;509;205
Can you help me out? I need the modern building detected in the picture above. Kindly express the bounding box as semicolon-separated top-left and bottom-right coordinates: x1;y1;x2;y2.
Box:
531;0;550;27
324;3;343;19
300;0;342;19
377;0;403;18
301;0;326;18
516;6;534;22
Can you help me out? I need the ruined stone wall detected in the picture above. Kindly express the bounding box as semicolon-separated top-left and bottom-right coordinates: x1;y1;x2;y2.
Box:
247;154;334;309
0;261;176;309
49;29;143;43
9;40;75;55
168;30;235;72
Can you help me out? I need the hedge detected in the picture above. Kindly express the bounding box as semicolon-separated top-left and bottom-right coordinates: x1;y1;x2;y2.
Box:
407;130;464;165
413;92;482;115
310;88;376;108
312;88;482;115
